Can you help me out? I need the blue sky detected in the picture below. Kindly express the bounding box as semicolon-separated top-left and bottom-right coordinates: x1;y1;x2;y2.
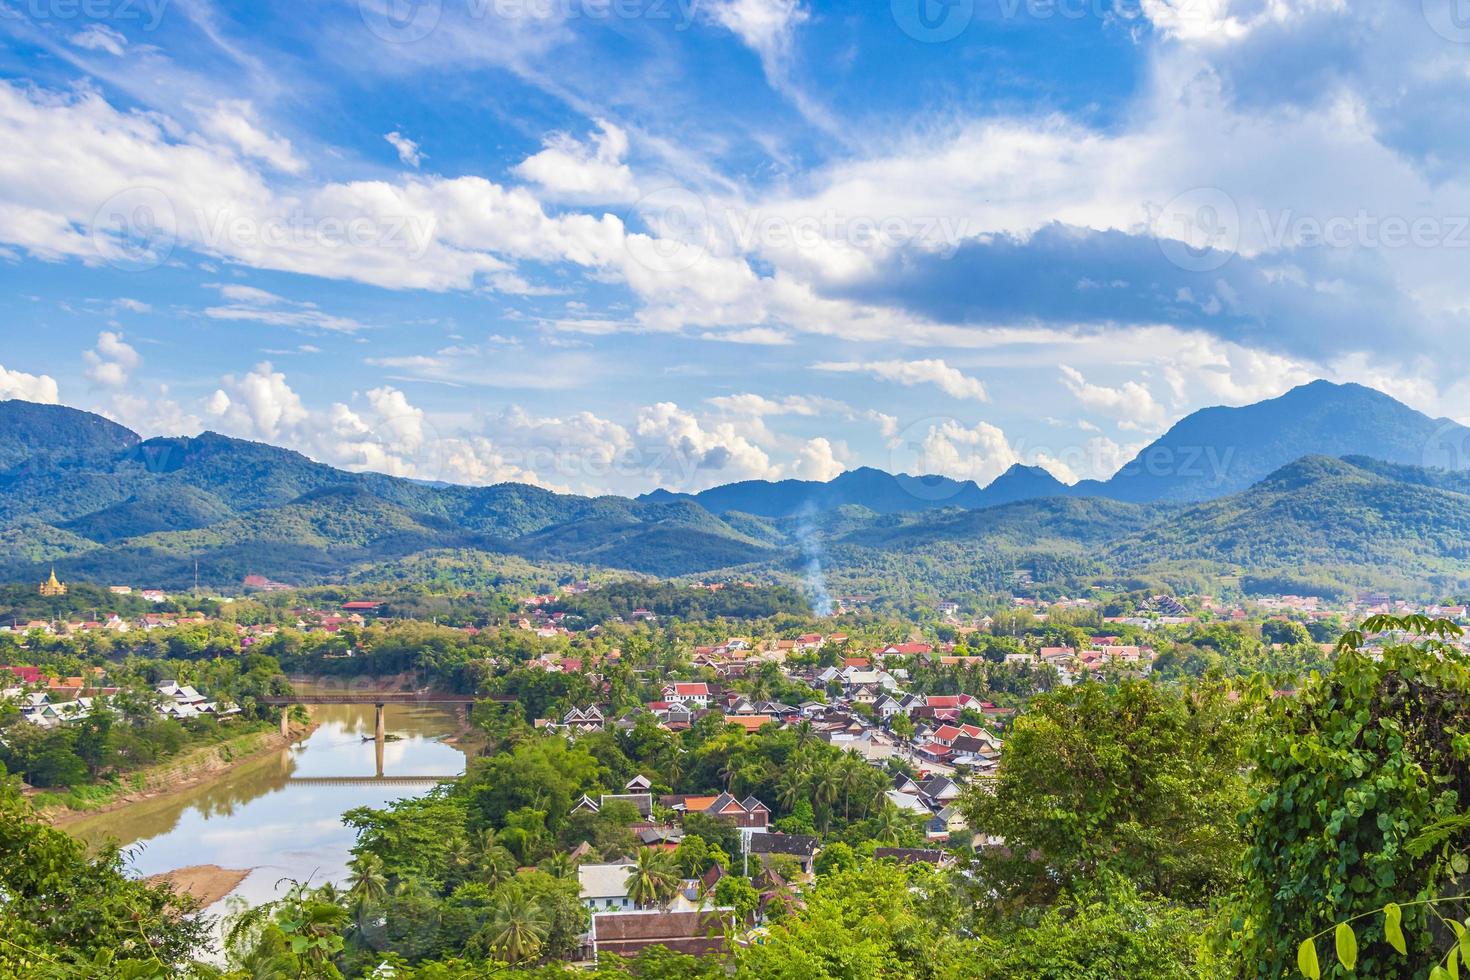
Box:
2;0;1469;495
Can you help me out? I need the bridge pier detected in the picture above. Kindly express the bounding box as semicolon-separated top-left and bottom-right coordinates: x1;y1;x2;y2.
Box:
375;703;385;742
280;709;290;738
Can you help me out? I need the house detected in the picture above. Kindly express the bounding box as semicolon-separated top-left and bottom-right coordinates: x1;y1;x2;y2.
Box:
662;683;711;707
886;788;933;815
662;792;770;829
724;714;775;735
874;695;906;721
579;862;636;911
589;908;733;959
559;705;606;734
748;832;819;874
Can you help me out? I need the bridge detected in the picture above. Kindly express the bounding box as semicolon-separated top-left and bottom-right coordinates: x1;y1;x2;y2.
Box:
262;692;513;740
286;775;462;786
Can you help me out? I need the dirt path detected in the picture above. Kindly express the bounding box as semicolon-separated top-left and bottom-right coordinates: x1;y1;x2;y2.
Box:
146;864;252;908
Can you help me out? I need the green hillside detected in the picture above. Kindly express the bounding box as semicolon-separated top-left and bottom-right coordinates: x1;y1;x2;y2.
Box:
1110;456;1470;595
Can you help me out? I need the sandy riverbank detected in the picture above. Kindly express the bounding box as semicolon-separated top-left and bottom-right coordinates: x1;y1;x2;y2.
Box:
41;720;318;829
146;864;252;908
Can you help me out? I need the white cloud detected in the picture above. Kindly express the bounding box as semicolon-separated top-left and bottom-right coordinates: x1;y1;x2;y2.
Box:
635;401;780;491
793;436;846;481
83;331;141;388
0;363;59;403
910;419;1020;485
203;285;368;333
198;100;305;175
1059;365;1167;432
513;120;636;202
207;362;309;440
814;358;988;401
705;393;843;417
70;25;127;56
384;132;423;168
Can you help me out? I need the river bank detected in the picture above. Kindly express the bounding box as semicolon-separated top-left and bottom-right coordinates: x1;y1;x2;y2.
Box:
61;701;469;935
145;864;253;908
37;719;317;828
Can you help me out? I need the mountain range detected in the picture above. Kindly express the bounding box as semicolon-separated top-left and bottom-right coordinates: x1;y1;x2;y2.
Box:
6;379;1470;599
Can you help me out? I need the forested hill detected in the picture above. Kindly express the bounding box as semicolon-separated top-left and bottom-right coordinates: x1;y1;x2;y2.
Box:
6;396;1470;597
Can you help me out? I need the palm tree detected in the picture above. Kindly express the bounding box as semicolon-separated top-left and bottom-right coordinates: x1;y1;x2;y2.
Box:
540;851;578;880
393;876;433;902
346;853;388;910
444;833;473;882
718;754;741;792
872;800;907;845
479;842;518;887
661;745;687;786
483;886;549;965
776;762;810;812
809;758;841;830
793;719;817;749
837;753;866;823
625;848;680;909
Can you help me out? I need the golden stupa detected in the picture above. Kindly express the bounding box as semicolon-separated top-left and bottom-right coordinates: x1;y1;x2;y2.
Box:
39;568;67;597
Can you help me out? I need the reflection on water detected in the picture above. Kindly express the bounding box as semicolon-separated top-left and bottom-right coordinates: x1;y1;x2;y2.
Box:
69;701;467;923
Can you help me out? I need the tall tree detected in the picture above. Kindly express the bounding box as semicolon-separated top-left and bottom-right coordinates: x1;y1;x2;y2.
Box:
626;848;681;909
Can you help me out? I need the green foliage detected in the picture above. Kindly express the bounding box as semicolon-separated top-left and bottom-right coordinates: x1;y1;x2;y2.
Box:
735;862;974;979
962;678;1251;906
1229;615;1470;978
0;776;207;975
966;876;1211;979
715;875;761;921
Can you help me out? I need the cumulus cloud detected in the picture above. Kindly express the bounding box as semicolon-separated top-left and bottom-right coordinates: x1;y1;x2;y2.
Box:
635;401;780;491
793;436;846;481
0;363;60;403
513;120;637;202
814;358;988;401
909;419;1020;485
83;331;141;388
203;363;549;485
1059;365;1168;432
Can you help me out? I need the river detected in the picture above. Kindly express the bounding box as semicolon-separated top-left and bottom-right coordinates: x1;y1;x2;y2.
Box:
68;700;467;930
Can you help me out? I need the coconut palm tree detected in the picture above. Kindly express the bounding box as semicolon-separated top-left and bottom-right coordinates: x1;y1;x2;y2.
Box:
776;762;810;812
346;853;388;910
540;851;578;880
809;758;841;830
872;800;907;845
837;753;867;823
626;848;681;909
479;842;518;887
793;719;817;749
482;886;549;965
